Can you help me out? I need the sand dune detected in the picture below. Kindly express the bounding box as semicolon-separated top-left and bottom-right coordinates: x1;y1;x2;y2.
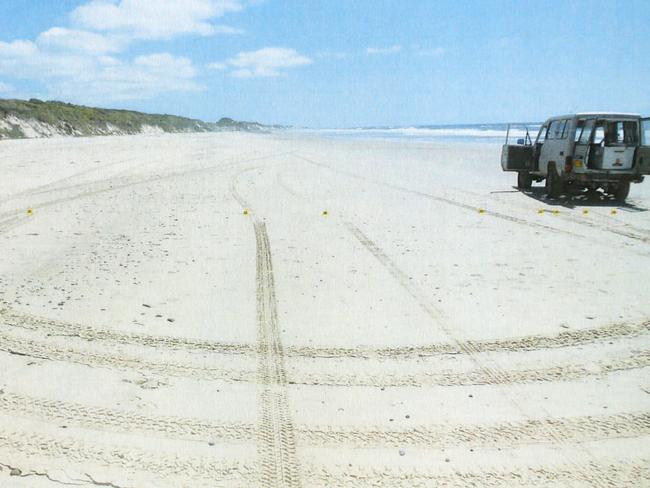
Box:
1;132;649;487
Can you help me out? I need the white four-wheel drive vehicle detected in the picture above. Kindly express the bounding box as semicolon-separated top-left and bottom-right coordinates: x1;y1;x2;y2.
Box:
501;113;650;202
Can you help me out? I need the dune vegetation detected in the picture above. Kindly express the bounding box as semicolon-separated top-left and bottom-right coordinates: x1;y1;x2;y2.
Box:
0;98;264;139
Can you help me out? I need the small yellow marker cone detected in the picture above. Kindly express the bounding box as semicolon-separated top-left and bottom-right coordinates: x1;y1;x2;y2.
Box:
26;208;33;216
243;209;249;215
611;209;618;215
582;209;589;215
478;208;486;214
552;209;560;215
322;210;328;216
537;209;545;214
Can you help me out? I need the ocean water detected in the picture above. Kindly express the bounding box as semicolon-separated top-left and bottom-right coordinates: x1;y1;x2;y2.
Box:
297;123;542;145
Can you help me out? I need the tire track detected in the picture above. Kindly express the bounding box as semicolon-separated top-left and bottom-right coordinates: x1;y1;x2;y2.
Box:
303;460;650;488
290;350;650;387
254;221;301;487
0;331;255;383
294;153;585;240
2;329;648;387
285;319;650;359
0;151;292;237
295;153;650;248
3;391;649;450
0;306;255;356
5;305;647;360
339;221;611;486
344;221;442;321
302;411;650;448
0;429;255;484
0;391;254;443
228;162;302;486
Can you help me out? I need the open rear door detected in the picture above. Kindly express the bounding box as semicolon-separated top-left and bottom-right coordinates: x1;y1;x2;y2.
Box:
636;118;650;175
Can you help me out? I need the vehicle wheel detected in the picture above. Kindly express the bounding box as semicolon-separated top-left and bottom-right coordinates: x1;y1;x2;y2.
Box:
517;171;533;189
613;182;630;202
544;164;563;198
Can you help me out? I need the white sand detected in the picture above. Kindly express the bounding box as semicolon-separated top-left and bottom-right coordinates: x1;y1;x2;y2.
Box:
0;132;649;487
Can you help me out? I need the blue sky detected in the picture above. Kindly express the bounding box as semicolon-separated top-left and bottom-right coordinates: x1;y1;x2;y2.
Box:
1;0;649;127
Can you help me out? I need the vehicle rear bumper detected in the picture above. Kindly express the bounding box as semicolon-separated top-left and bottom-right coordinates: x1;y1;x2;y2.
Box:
568;172;644;184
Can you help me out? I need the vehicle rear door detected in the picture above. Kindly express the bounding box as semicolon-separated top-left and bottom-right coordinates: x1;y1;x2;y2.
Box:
598;120;637;170
636;117;650;175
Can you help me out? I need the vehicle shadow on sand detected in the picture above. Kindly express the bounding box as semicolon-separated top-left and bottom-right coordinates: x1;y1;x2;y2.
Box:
515;186;648;212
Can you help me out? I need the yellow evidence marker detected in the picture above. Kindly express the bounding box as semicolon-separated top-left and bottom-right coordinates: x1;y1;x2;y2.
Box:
322;210;328;216
478;208;486;214
582;209;589;215
26;208;34;216
552;209;560;215
243;209;249;215
537;209;545;214
611;209;618;215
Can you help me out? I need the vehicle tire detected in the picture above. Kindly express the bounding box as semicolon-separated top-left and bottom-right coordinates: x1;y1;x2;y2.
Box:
517;171;533;190
613;182;630;203
544;164;563;198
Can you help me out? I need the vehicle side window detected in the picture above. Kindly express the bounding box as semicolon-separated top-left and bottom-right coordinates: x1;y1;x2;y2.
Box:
622;121;638;144
537;125;548;143
578;119;595;144
574;120;585;142
547;120;560;140
560;119;570;139
643;119;650;146
593;123;605;144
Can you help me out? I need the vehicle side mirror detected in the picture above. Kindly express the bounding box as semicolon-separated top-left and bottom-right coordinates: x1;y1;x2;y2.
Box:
517;138;525;145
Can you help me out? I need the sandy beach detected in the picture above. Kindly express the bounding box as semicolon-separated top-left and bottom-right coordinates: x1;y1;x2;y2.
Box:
1;131;649;487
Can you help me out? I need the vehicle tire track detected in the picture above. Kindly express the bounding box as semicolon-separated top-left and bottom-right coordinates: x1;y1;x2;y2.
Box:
0;391;255;444
254;221;302;487
303;460;650;487
0;429;255;484
0;306;255;356
3;391;649;450
295;153;650;249
285;319;650;359
294;153;585;240
302;411;650;448
228;162;302;486
340;219;612;486
289;350;650;387
3;329;648;387
0;331;255;383
0;151;292;237
5;305;647;360
3;304;648;361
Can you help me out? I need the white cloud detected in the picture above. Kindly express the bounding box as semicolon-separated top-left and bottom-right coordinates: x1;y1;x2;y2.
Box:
0;40;202;101
0;81;14;93
366;45;402;55
37;27;125;54
213;25;245;35
0;0;252;103
0;40;38;58
315;51;349;60
416;46;445;57
71;0;244;40
219;47;312;78
207;61;227;70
